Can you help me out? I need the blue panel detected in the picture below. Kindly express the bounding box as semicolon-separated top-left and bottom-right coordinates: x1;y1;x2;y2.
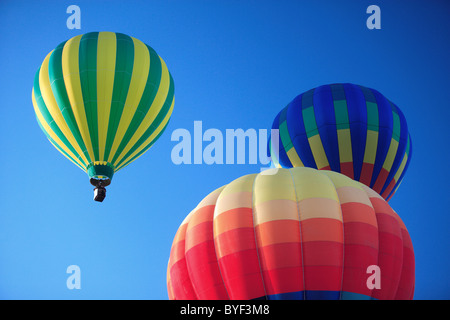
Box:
267;291;305;300
343;83;367;181
340;291;374;300
251;295;268;300
313;84;340;172
370;88;394;188
260;290;375;300
305;290;341;300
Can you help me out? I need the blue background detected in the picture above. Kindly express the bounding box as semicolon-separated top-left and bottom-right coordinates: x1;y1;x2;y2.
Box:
0;0;449;299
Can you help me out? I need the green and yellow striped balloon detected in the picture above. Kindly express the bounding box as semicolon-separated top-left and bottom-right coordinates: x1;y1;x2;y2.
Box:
32;32;174;191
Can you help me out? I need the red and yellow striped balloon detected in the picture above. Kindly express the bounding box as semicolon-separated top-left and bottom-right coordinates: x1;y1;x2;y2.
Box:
167;167;415;300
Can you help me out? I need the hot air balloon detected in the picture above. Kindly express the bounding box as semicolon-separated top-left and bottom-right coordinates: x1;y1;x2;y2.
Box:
268;83;411;201
167;167;415;300
32;32;174;201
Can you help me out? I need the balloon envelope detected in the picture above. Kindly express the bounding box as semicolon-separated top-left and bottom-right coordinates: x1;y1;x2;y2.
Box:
269;83;411;201
167;167;415;300
32;31;174;187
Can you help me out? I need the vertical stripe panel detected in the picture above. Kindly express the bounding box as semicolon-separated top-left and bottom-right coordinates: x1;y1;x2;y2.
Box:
344;83;367;182
323;171;379;299
167;210;198;300
103;33;135;162
213;174;266;300
78;32;100;161
48;40;93;164
185;189;228;299
96;32;117;161
61;34;96;165
38;51;90;165
253;169;303;299
32;84;87;169
313;85;340;172
362;186;404;300
290;168;343;299
370;89;393;188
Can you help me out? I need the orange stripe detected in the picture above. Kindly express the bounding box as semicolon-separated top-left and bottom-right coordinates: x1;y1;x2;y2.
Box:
340;202;377;227
213;207;253;236
255;220;300;246
186;205;214;231
301;218;343;243
185;221;213;252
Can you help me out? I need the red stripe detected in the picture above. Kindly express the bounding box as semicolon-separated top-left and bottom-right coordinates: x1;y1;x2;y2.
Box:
302;241;343;291
217;249;266;300
380;177;396;200
257;242;304;295
344;221;378;248
214;227;256;258
372;213;403;300
395;246;415;299
185;240;228;299
342;244;378;296
359;162;374;187
169;258;198;300
372;168;389;195
340;162;354;180
262;267;304;296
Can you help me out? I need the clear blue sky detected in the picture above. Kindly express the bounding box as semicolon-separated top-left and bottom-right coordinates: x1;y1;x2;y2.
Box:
0;0;449;299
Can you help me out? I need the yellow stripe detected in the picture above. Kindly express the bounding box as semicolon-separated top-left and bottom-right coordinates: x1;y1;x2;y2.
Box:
61;35;95;164
113;56;171;167
289;167;339;202
115;98;174;171
96;32;117;161
308;134;329;169
39;51;90;165
337;128;352;163
363;130;378;164
253;168;296;205
286;147;304;167
289;168;341;221
107;37;151;163
321;170;360;189
382;138;399;171
32;89;87;170
392;151;408;182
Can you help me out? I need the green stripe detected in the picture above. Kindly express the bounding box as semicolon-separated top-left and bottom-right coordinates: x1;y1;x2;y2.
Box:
48;40;92;164
35;115;85;171
115;74;174;168
302;106;319;138
391;106;401;142
103;33;135;161
279;121;293;150
110;44;163;164
79;32;100;161
33;69;88;167
333;99;349;130
366;101;379;131
405;135;411;156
